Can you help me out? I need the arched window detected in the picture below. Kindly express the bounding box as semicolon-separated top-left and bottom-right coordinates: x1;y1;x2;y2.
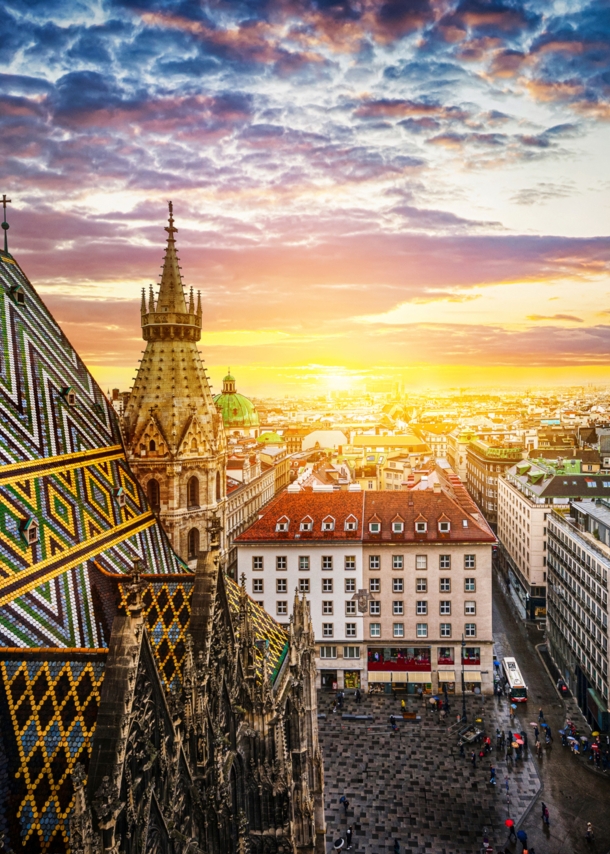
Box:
190;438;197;452
187;527;199;560
187;476;199;508
147;478;160;511
216;471;221;501
149;439;156;452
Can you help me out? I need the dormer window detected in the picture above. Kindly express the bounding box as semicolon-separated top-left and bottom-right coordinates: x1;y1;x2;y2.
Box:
322;516;335;531
415;522;427;533
61;387;76;406
439;521;450;533
8;284;25;306
392;521;404;533
113;487;126;508
369;522;381;533
276;516;290;532
462;520;468;528
22;517;39;545
300;517;313;531
344;516;358;532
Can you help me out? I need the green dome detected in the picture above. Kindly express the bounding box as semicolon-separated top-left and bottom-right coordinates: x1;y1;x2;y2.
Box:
214;371;259;429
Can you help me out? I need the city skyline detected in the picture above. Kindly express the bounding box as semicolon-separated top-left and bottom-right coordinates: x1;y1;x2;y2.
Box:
2;0;610;395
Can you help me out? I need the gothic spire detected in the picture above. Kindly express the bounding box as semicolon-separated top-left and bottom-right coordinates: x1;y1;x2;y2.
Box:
157;201;187;314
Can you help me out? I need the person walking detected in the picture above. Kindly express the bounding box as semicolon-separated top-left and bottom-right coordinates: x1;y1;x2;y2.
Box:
538;707;544;722
506;819;517;843
339;795;349;815
346;826;353;850
516;828;528;850
471;750;477;768
536;740;542;760
543;805;550;826
393;840;401;854
459;741;465;757
586;821;594;842
401;699;406;713
355;689;361;705
540;802;546;820
489;763;496;785
533;725;539;741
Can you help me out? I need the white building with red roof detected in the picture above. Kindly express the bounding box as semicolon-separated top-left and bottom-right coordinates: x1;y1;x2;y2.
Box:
236;481;497;693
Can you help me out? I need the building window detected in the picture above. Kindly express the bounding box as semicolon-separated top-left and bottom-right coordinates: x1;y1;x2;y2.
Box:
276;517;289;532
465;578;476;592
322;556;333;571
465;601;476;615
416;623;428;638
416;601;428;615
187;476;199;508
320;646;337;658
393;578;404;593
277;601;288;616
392;555;404;570
299;578;310;593
440;601;451;615
370;623;381;637
416;555;427;570
369;579;380;593
345;517;358;531
345;556;356;570
299;556;310;571
439;521;450;533
323;623;334;637
345;600;356;615
440;578;451;592
440;623;452;638
465;554;476;569
322;601;334;615
345;623;357;637
369;555;380;570
147;478;160;511
344;646;360;658
369;601;381;615
345;578;355;593
369;522;381;533
392;521;404;533
276;579;287;593
393;601;404;615
276;556;287;571
253;556;264;571
322;517;335;531
187;528;199;560
439;555;451;569
416;577;427;593
253;579;264;594
323;578;334;593
256;600;264;608
300;517;313;531
465;623;476;638
393;623;405;638
415;522;427;533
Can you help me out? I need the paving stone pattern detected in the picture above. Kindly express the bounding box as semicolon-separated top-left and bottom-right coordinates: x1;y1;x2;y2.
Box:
319;691;540;854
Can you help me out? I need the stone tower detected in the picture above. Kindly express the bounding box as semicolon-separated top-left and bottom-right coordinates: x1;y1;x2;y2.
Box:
123;203;227;563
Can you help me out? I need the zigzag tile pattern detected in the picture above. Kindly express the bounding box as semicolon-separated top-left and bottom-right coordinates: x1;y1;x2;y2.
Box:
0;655;106;854
0;252;185;650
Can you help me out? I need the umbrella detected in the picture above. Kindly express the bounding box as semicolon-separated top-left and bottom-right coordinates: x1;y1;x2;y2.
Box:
515;737;524;744
517;830;527;843
530;722;539;727
580;736;589;742
511;703;517;709
494;660;501;667
558;729;566;735
592;731;600;736
475;718;482;723
567;736;578;742
541;722;548;728
512;742;519;748
505;819;514;828
592;744;600;751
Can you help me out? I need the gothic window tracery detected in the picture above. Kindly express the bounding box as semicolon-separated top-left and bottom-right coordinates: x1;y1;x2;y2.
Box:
188;527;200;559
147;478;160;511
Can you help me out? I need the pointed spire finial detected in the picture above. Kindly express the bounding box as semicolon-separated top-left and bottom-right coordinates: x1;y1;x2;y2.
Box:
2;195;11;255
165;200;177;242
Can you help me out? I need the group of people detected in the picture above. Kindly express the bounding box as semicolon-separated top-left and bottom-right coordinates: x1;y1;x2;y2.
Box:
330;689;363;714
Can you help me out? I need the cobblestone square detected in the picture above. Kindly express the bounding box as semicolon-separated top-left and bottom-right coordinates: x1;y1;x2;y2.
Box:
319;690;541;854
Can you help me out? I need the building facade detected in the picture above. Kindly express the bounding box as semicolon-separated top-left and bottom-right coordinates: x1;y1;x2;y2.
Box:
236;485;496;694
122;204;227;564
466;440;524;529
547;501;610;732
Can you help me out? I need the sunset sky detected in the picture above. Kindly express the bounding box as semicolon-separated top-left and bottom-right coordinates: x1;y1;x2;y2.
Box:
3;0;610;396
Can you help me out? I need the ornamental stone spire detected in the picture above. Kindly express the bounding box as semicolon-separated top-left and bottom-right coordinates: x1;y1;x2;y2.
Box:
123;204;227;564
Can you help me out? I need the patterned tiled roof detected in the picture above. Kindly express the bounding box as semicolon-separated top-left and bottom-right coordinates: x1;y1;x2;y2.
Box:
235;489;496;544
0;251;185;651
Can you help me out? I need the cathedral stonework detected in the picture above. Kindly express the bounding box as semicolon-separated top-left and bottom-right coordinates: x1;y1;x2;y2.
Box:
123;203;227;565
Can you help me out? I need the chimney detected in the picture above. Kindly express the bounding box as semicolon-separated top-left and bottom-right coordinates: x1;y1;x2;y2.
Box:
433;481;441;494
112;388;119;401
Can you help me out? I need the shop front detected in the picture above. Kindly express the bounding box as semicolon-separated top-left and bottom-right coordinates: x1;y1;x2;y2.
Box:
407;672;432;695
320;670;337;690
463;671;482;694
438;671;456;694
368;647;431;694
344;670;361;690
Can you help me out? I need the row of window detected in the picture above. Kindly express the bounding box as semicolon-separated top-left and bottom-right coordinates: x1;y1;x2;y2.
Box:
320;646;361;659
252;554;477;571
368;623;476;638
253;577;477;594
275;516;463;534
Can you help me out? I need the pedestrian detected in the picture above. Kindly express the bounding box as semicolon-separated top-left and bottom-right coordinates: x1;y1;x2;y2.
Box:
506;741;513;762
355;689;361;705
506;819;517;842
586;821;594;842
534;725;539;741
459;741;465;757
401;699;406;713
543;806;550;826
393;840;400;854
536;740;542;759
417;686;423;704
540;802;546;820
489;763;496;785
517;828;527;848
390;715;397;732
538;707;544;722
471;750;476;768
346;826;353;850
510;709;515;726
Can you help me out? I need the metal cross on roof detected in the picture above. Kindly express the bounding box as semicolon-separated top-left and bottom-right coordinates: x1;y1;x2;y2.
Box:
1;195;11;254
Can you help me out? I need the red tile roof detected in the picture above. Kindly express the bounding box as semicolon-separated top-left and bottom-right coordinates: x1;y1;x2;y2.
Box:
235;489;496;544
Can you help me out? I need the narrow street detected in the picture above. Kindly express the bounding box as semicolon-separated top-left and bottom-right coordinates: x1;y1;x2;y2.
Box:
493;570;610;854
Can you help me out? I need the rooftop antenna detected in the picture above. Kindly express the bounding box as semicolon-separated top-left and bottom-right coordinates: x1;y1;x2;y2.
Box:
1;195;11;254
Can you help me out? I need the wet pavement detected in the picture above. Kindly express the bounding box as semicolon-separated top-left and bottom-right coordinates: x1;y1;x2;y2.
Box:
318;570;610;853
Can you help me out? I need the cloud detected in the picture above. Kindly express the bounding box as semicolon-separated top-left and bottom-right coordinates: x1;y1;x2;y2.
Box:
511;181;575;205
527;314;584;323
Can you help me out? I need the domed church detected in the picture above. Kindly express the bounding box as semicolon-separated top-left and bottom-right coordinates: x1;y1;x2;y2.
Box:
214;370;261;437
